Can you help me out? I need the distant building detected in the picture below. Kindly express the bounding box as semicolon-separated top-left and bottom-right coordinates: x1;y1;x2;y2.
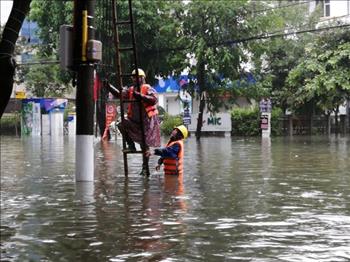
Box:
11;19;40;99
154;74;255;116
21;20;40;44
19;20;40;63
309;0;350;20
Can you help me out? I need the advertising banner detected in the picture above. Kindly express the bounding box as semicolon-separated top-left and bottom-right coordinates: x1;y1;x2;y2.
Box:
102;103;117;140
106;103;117;128
32;103;41;136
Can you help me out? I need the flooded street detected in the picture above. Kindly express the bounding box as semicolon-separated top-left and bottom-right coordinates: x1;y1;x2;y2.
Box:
1;135;350;261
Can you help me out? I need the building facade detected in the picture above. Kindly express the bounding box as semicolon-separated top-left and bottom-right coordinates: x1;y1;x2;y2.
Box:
309;0;350;19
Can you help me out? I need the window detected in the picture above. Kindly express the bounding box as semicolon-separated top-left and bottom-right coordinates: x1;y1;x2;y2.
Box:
315;0;324;16
324;0;330;16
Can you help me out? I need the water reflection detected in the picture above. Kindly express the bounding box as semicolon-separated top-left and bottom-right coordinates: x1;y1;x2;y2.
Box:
1;135;350;261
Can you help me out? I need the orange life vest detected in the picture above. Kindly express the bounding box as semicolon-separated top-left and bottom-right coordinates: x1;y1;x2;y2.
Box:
163;140;184;176
128;85;158;118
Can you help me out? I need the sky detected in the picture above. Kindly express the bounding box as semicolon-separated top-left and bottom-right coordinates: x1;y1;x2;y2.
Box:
0;0;13;26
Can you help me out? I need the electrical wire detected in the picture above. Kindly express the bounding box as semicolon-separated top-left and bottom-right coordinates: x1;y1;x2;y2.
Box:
246;13;350;43
16;23;350;65
16;60;59;66
147;23;350;53
11;1;350;65
249;1;309;15
221;23;350;46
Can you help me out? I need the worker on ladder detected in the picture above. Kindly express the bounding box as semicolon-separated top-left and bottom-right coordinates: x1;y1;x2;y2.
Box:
108;68;161;176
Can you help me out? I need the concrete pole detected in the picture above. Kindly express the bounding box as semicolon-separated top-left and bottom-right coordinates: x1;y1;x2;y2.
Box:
73;0;96;182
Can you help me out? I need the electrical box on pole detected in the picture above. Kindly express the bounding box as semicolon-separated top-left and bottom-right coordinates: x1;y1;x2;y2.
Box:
60;26;102;70
59;25;74;70
87;40;102;61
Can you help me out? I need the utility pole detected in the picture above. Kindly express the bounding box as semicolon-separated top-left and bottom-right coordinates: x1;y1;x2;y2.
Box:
73;0;97;182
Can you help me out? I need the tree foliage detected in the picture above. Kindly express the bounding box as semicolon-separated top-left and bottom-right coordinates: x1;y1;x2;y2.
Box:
10;0;350;131
248;1;320;111
110;0;184;85
25;60;69;97
287;28;350;115
173;0;255;138
29;0;73;57
23;0;73;97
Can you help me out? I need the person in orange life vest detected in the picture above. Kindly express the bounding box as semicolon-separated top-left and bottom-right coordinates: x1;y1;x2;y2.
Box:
106;68;161;176
154;125;188;176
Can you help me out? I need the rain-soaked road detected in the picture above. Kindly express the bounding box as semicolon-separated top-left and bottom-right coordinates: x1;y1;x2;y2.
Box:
1;135;350;261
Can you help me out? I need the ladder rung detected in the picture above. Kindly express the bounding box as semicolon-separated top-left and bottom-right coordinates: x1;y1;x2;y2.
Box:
121;73;134;78
116;20;131;25
123;150;143;154
119;47;134;52
122;99;138;103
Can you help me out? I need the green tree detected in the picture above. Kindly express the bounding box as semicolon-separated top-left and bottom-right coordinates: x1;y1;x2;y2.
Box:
173;0;255;140
287;28;350;124
172;0;298;139
29;0;73;57
24;0;73;97
248;1;320;111
25;59;69;97
110;0;184;85
27;0;181;93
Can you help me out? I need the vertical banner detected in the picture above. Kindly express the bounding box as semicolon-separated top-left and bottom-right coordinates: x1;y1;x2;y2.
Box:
183;108;191;126
32;103;41;136
21;102;33;136
259;98;272;138
102;103;117;140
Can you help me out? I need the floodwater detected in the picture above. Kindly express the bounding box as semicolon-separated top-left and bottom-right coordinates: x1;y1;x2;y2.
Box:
1;135;350;262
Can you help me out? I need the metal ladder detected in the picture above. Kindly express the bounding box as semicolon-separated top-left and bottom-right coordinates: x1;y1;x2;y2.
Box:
111;0;149;176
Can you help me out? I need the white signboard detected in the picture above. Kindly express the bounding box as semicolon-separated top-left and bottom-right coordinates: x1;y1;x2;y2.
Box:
188;113;231;132
261;112;271;138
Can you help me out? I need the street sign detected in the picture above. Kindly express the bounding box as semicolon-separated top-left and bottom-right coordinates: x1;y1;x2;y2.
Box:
183;116;191;125
260;115;269;130
183;107;191;125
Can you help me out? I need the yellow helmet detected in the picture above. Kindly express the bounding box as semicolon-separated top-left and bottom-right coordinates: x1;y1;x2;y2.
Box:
175;125;188;139
131;68;146;78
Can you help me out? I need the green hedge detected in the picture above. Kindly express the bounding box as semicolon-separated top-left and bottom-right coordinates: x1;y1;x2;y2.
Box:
231;107;283;136
160;113;183;136
270;107;284;136
0;113;21;135
231;107;260;136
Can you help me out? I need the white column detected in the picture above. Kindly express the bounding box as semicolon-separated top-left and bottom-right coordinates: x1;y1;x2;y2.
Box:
68;114;76;136
50;109;64;136
32;103;41;136
261;112;271;138
75;135;94;182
